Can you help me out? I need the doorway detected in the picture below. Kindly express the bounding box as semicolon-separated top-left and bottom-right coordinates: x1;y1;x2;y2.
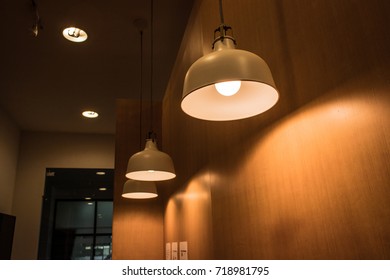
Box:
38;168;114;260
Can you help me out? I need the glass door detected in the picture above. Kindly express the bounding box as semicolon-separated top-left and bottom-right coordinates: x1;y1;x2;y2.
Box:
51;200;113;260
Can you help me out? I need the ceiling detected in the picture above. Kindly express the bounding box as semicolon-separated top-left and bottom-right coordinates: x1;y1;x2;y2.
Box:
0;0;194;134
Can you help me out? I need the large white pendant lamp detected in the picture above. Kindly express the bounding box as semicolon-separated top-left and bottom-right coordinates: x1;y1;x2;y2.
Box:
181;0;279;121
122;179;158;199
125;0;176;182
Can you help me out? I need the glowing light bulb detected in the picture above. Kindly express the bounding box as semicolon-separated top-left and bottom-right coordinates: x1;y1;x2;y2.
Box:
215;81;241;96
82;111;99;118
63;27;88;42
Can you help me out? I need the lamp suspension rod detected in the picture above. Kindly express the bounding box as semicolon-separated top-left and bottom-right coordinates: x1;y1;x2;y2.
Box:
149;0;154;136
31;0;42;37
139;30;144;150
213;0;235;48
219;0;224;24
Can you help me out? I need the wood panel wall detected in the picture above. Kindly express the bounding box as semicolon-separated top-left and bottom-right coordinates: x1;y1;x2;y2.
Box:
162;0;390;259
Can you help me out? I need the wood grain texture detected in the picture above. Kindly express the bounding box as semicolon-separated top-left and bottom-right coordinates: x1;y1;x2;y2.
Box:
162;0;390;259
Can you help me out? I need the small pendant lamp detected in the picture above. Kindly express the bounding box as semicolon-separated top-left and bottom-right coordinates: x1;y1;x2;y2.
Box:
126;133;175;181
181;0;279;121
125;0;176;182
122;19;162;198
122;179;158;199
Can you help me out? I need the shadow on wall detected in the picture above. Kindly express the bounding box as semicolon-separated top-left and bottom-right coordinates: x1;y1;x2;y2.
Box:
165;65;390;259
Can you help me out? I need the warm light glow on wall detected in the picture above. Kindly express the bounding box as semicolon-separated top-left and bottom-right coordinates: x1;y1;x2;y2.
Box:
216;77;390;259
165;171;215;259
165;69;390;259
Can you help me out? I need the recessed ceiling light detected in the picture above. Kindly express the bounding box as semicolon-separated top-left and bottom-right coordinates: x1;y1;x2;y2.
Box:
99;187;107;191
63;27;88;42
96;171;106;175
82;111;98;118
85;197;92;200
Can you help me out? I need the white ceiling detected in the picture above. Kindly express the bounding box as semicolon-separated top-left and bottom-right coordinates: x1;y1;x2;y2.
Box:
0;0;194;134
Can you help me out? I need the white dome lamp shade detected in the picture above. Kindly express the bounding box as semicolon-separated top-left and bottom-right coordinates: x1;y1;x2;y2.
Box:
181;3;279;121
122;179;158;199
126;138;176;181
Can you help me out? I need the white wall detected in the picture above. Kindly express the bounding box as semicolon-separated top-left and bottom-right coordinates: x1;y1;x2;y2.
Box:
11;131;115;259
0;108;20;215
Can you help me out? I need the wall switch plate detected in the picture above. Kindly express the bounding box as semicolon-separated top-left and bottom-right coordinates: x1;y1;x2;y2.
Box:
165;243;171;260
172;242;178;260
179;241;188;260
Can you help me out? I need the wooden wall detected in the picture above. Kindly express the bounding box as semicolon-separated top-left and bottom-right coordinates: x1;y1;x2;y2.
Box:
162;0;390;259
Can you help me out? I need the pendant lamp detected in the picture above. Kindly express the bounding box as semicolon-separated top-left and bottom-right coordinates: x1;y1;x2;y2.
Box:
122;179;158;199
126;135;175;181
125;0;176;182
181;0;279;121
122;20;162;198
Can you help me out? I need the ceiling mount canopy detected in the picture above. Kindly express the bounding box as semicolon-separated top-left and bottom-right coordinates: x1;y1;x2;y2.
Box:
181;0;279;121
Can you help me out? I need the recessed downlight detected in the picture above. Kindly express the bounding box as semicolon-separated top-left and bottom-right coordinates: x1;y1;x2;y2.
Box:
82;111;98;118
63;27;88;42
99;187;107;191
96;171;106;175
